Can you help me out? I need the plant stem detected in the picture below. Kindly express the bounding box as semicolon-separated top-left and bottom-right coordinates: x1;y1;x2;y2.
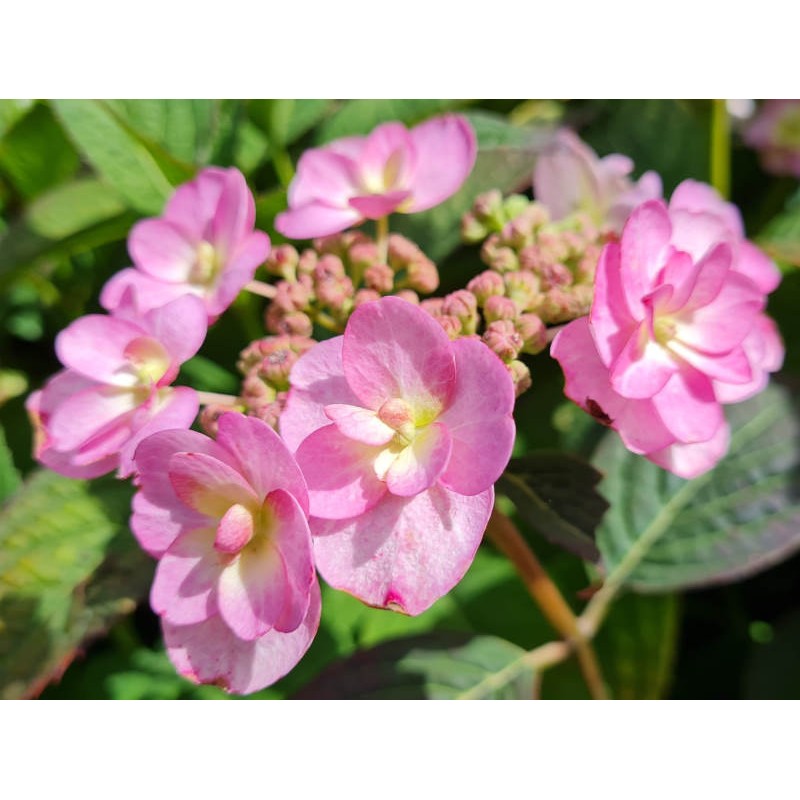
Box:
376;215;389;263
485;508;609;699
244;280;278;299
711;99;731;200
195;391;240;407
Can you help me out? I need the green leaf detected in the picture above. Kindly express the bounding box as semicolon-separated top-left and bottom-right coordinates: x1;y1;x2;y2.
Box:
315;99;470;143
593;382;800;592
52;100;174;214
392;136;547;262
0;472;152;699
179;355;240;394
295;633;536;699
0;369;27;407
496;452;607;562
744;610;800;699
757;188;800;268
462;110;548;148
0;424;20;504
0;100;35;139
249;99;334;147
0;103;79;198
595;593;680;699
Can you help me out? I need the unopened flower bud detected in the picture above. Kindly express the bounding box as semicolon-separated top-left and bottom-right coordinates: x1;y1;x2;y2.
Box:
314;254;346;281
387;233;422;266
481;237;518;272
461;212;488;243
516;313;547;354
504;271;541;310
538;262;574;290
484;295;519;323
364;263;395;293
297;249;318;275
507;359;532;397
482;320;523;362
264;244;299;280
405;258;440;294
442;290;479;335
394;289;420;305
258;347;300;391
354;288;381;307
266;306;313;337
349;241;381;271
241;373;276;405
200;404;237;437
472;189;505;230
503;194;533;221
437;314;463;340
420;298;445;317
467;270;505;305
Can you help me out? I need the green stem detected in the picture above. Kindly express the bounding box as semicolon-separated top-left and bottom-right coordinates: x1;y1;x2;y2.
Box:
244;279;277;299
375;215;390;263
711;99;731;200
195;391;241;407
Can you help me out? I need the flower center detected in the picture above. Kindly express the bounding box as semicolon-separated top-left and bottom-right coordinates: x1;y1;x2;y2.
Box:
377;397;416;447
653;315;677;346
123;336;170;386
190;240;220;285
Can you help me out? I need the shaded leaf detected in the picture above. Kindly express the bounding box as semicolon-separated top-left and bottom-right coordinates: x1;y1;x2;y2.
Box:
497;451;607;562
744;610;800;699
0;424;20;504
757;187;800;268
179;355;240;394
0;471;151;698
52;100;174;214
593;382;800;592
0;103;79;198
315;99;470;143
249;99;334;147
295;632;535;699
0;99;35;139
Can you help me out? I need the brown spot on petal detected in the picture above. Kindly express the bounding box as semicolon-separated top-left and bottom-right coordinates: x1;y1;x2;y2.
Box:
585;398;613;427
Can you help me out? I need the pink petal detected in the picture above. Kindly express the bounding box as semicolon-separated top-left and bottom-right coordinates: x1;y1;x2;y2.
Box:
280;337;359;453
131;490;208;558
151;527;222;625
647;420;731;479
163;578;321;695
670;179;744;238
668;207;734;265
288;148;359;208
358;122;415;187
324;403;395;446
348;190;411;219
215;413;309;514
736;241;781;294
388;115;476;213
208;230;271;316
56;315;145;386
275;201;363;240
268;488;315;632
164;167;228;240
437;337;515;495
342;296;455;412
168;451;259;518
117;386;200;478
312;484;493;616
129;218;196;282
294;424;387;519
141;294;208;375
210;168;255;258
386;422;452;497
679;242;734;312
100;268;202;315
650;368;723;444
215;504;255;553
609;323;677;399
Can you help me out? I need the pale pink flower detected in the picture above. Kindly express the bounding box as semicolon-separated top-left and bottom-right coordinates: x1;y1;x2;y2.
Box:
533;128;662;235
132;413;319;695
743;100;800;178
279;296;515;615
551;193;783;479
101;167;270;319
275;115;477;239
26;292;207;479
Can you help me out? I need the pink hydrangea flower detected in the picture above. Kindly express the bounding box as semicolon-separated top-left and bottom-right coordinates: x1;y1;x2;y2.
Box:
101;167;271;319
533;128;662;235
279;296;515;615
551;188;784;479
275;115;477;239
131;413;319;695
743;100;800;178
26;292;207;479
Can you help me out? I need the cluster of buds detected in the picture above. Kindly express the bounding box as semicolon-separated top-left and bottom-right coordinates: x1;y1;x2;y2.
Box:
262;232;439;336
462;192;603;325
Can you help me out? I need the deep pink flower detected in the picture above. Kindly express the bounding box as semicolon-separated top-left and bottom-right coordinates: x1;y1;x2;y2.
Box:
275;115;477;239
101;167;270;319
743;100;800;178
131;413;319;695
533;128;662;234
551;191;783;479
279;296;515;615
27;292;207;479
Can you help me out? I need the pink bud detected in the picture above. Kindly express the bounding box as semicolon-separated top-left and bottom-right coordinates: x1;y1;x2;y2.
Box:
482;319;523;362
481;237;518;272
349;241;381;271
387;233;423;266
394;289;420;305
437;314;463;339
484;295;519;323
354;288;381;307
420;297;445;317
516;313;547;354
199;403;237;437
538;262;574;290
364;263;395;293
442;289;478;334
405;258;440;294
265;307;313;337
461;212;487;243
467;270;505;305
297;248;318;275
507;359;532;397
504;271;541;310
264;244;299;280
314;254;346;280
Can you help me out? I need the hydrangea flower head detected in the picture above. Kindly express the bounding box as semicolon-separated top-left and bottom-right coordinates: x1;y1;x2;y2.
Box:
101;167;270;319
280;296;515;614
275;115;477;239
132;413;319;695
551;187;783;479
743;100;800;178
533;128;662;235
27;291;207;479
